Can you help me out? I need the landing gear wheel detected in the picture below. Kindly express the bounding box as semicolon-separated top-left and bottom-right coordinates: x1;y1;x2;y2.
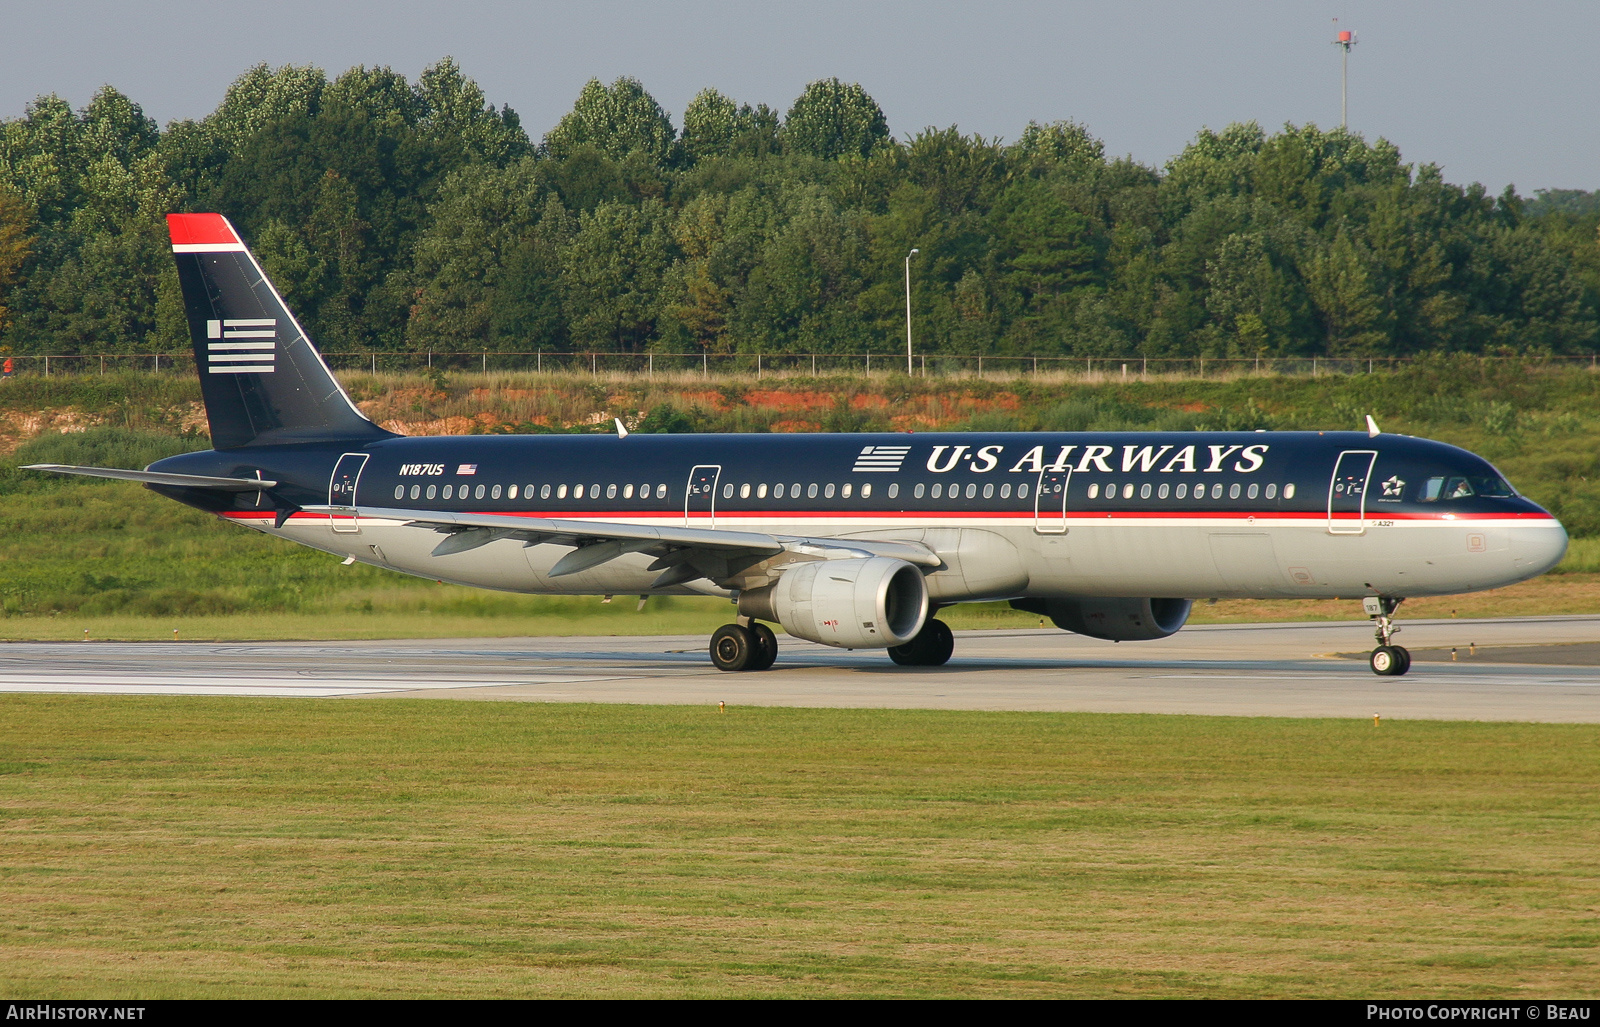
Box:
888;618;955;667
748;623;778;671
1365;597;1410;676
710;624;755;672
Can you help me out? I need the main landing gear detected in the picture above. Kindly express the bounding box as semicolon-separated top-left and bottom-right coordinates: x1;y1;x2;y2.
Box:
1364;596;1411;676
888;618;954;667
710;620;778;672
708;617;956;671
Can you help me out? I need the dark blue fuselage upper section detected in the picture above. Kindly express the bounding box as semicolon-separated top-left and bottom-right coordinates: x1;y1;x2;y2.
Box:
148;429;1548;522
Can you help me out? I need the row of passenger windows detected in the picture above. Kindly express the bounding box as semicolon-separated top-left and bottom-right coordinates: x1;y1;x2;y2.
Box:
392;478;1299;505
395;481;670;502
1087;481;1298;501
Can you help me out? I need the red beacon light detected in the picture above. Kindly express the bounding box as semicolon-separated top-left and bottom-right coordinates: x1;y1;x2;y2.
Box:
1338;29;1352;43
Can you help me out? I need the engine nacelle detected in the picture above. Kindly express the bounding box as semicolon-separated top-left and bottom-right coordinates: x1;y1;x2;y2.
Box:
1011;597;1192;641
740;557;929;649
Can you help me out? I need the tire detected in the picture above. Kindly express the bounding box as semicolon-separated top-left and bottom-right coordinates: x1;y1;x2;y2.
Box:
1370;645;1400;676
888;618;955;667
1393;645;1411;675
923;619;954;666
710;624;755;672
748;623;778;671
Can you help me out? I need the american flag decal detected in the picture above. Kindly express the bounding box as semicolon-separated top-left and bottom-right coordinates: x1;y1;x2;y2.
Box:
852;445;911;472
204;318;276;373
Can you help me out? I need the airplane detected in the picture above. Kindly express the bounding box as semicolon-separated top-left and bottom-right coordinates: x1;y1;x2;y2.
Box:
27;213;1569;676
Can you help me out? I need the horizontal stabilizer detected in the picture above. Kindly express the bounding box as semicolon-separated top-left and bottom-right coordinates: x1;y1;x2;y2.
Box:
24;464;278;491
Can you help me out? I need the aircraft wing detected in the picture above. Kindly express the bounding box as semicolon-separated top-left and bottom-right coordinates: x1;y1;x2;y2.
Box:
24;464;278;491
300;505;941;589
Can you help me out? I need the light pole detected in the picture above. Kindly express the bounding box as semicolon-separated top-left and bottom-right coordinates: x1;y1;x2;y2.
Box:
905;248;919;375
1332;20;1357;130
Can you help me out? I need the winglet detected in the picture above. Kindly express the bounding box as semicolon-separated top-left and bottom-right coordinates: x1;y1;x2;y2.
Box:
1365;414;1381;438
615;417;629;439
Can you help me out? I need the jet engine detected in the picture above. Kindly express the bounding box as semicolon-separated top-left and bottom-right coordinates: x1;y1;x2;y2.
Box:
740;557;929;649
1011;597;1192;641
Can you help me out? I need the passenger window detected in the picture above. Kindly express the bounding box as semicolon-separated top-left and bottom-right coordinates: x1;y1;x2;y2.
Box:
965;483;977;499
1088;483;1100;499
573;484;583;499
861;483;872;498
807;483;818;499
1228;483;1240;500
1265;483;1277;500
887;483;898;499
774;483;785;499
721;483;733;499
427;485;437;500
1247;483;1258;500
526;483;535;497
914;483;925;499
624;484;635;499
1210;483;1223;499
508;485;518;499
492;484;503;499
394;485;404;500
1158;483;1169;499
1284;484;1296;499
605;484;616;499
932;483;943;499
825;483;836;499
474;484;486;500
656;484;667;499
541;484;551;500
983;483;994;499
1105;482;1116;498
558;484;569;499
791;483;801;497
1001;483;1012;499
757;483;768;499
591;483;600;498
410;485;421;500
444;485;455;499
841;483;853;498
1140;483;1151;500
739;483;750;499
1018;483;1029;499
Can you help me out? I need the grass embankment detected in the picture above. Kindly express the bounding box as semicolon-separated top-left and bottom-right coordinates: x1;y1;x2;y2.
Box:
0;359;1596;639
0;698;1595;998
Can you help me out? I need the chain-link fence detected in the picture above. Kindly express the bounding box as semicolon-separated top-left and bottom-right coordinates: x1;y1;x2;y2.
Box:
3;350;1598;380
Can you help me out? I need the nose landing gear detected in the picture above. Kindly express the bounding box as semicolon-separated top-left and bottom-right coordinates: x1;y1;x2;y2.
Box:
1364;596;1411;676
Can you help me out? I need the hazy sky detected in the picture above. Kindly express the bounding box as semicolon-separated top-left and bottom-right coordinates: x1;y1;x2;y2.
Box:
2;1;1594;193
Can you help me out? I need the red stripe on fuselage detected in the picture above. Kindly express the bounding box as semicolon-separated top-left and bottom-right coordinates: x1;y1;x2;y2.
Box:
219;509;1558;524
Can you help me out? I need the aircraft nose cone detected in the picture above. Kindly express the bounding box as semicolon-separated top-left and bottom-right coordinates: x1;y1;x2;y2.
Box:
1509;522;1569;578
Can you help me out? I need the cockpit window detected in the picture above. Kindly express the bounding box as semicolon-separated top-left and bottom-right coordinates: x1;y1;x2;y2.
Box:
1418;475;1515;502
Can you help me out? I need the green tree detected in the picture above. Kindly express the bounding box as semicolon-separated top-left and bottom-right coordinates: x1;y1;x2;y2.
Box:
543;78;674;165
781;79;889;161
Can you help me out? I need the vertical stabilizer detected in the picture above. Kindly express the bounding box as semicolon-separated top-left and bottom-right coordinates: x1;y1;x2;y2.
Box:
168;213;394;450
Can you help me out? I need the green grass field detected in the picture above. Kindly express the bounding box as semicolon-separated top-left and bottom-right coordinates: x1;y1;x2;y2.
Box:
0;697;1595;998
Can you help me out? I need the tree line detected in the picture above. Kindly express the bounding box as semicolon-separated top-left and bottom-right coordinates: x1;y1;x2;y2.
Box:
0;60;1596;359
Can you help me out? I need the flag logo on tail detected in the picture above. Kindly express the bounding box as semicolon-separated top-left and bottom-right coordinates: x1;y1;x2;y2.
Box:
204;318;276;374
852;445;911;472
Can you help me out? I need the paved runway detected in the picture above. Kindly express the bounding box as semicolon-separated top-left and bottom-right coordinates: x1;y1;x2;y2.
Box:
2;615;1598;721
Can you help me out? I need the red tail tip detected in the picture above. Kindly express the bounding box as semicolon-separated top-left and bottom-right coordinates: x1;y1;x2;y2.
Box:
166;213;239;246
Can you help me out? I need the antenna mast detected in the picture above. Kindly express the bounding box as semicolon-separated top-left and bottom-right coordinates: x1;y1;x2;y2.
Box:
1332;19;1357;130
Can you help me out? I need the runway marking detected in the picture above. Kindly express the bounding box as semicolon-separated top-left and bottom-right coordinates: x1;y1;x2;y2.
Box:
0;673;623;698
1148;673;1600;687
